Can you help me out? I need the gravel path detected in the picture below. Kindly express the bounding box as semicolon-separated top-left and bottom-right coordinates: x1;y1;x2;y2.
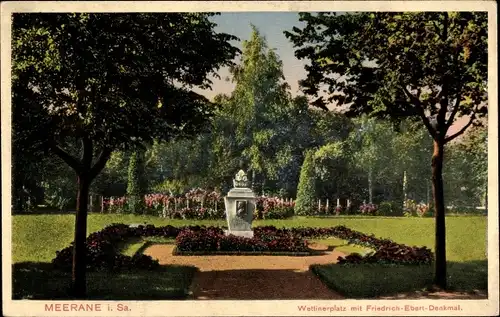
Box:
144;243;345;300
144;243;488;300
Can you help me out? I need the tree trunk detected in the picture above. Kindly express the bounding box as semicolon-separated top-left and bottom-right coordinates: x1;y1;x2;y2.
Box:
368;166;373;204
427;180;430;206
431;140;447;289
72;175;90;298
251;169;257;192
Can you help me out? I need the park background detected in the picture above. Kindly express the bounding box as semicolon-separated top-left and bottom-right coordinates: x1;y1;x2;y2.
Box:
12;13;488;215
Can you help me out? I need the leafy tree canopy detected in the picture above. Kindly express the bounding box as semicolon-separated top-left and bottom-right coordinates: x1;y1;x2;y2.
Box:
13;13;240;177
285;12;487;142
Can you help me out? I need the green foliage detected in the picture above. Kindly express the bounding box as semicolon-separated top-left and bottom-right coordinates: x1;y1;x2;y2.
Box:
152;179;189;196
378;201;403;217
92;151;129;197
223;25;294;190
286;12;487;126
294;150;317;215
314;141;351;199
127;150;147;213
12;13;240;295
12;12;239;182
444;125;488;207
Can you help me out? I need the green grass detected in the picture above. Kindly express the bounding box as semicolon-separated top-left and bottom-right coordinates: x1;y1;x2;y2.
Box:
311;261;487;298
12;213;487;263
11;214;202;300
121;237;175;257
309;237;374;256
13;262;197;300
12;213;223;263
311;264;433;298
12;213;488;299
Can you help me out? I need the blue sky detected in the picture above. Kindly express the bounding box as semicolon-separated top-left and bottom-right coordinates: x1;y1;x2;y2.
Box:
194;12;307;99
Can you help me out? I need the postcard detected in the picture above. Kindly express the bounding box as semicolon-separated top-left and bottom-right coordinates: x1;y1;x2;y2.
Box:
1;1;498;316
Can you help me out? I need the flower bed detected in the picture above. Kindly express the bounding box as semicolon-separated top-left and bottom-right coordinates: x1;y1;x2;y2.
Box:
52;224;211;272
52;223;433;271
52;224;160;272
253;226;433;265
404;199;433;217
104;191;295;220
104;189;437;219
175;228;309;254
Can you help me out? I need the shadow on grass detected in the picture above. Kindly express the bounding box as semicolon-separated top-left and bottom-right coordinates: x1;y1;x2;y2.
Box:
311;260;488;299
12;262;198;300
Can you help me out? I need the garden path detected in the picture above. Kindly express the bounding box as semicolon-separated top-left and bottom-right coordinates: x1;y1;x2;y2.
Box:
144;243;346;300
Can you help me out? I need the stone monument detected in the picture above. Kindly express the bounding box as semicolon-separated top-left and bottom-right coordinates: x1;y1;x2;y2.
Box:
224;169;256;238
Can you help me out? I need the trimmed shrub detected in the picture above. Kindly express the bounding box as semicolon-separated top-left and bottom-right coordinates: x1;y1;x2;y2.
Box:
294;150;317;215
126;150;147;214
378;201;404;216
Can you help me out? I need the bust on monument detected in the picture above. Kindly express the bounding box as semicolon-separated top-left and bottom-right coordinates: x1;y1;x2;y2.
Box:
236;201;247;218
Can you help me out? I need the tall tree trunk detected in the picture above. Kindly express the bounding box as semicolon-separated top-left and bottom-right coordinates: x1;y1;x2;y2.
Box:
251;169;256;192
403;170;408;202
51;139;112;299
432;140;447;289
427;180;430;206
72;175;90;298
483;181;488;209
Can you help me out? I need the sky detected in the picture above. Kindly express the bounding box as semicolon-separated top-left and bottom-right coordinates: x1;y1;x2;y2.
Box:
194;12;470;135
194;12;307;99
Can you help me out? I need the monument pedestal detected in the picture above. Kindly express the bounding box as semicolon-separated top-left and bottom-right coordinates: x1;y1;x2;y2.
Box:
223;230;254;238
224;187;256;238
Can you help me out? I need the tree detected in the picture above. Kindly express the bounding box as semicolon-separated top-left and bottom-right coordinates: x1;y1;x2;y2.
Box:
348;116;393;204
12;75;52;211
286;12;487;289
444;124;488;208
314;141;351;201
458;125;488;207
226;25;293;192
294;150;317;215
92;150;129;197
12;13;239;297
393;120;434;204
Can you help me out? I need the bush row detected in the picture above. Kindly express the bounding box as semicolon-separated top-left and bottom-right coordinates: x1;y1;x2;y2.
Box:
175;228;309;253
52;223;433;271
299;200;433;217
52;224;160;272
104;190;440;219
104;195;295;220
254;225;433;265
52;224;221;271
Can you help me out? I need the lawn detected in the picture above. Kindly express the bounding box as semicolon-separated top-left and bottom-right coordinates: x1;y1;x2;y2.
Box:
12;213;487;263
311;260;487;298
11;213;488;299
